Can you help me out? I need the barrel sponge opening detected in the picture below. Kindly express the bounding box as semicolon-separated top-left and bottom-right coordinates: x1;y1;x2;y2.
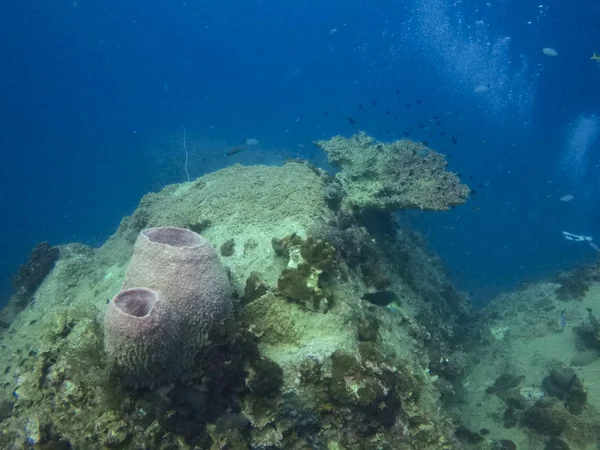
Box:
142;227;202;248
114;288;157;317
104;288;180;386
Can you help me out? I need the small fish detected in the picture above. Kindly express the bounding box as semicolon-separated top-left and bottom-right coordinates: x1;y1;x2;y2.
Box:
346;116;357;125
440;131;447;136
362;291;400;306
470;189;477;195
395;89;400;94
324;111;329;116
405;103;411;109
560;194;574;202
542;47;558;57
403;131;410;136
416;99;422;104
451;136;458;144
559;310;566;329
359;104;363;109
473;206;481;211
372;100;378;106
422;140;429;146
385;110;391;115
225;146;244;156
386;303;401;314
432;115;440;120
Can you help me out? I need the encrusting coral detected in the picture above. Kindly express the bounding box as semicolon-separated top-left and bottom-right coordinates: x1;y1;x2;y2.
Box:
314;131;470;212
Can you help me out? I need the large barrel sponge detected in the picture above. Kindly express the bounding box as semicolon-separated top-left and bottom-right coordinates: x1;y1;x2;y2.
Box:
123;227;233;361
104;288;179;386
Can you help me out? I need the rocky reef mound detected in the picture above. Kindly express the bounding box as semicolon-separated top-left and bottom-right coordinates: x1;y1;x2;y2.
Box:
0;135;474;449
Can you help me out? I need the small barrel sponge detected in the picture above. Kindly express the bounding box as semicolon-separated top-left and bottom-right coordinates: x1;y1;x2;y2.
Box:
123;227;233;362
104;288;179;386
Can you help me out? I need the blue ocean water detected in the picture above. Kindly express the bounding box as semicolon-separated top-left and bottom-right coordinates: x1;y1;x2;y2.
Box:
1;0;599;306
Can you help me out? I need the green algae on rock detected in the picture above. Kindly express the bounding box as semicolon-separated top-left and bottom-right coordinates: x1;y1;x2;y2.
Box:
314;132;470;212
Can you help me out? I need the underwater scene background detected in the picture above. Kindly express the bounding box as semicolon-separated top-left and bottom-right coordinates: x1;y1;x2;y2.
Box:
1;0;600;449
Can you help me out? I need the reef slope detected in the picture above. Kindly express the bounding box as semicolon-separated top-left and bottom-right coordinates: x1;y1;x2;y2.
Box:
0;159;471;449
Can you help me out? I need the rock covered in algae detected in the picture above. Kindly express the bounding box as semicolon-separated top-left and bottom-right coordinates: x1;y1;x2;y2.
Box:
314;131;470;211
0;161;466;449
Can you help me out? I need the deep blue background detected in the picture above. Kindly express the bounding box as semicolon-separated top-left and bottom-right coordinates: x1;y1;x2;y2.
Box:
1;0;599;306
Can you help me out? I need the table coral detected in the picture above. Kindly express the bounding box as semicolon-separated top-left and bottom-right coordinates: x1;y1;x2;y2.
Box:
314;132;470;211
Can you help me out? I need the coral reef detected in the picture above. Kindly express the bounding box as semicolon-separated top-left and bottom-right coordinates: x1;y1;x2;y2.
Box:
0;242;60;329
0;161;470;449
554;262;600;300
314;132;470;212
12;241;60;301
273;234;336;312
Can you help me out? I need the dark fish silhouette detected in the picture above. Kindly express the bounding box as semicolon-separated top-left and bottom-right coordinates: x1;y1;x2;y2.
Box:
346;116;357;125
324;111;328;116
225;146;244;157
403;131;410;136
385;110;391;115
422;140;429;146
432;115;440;119
395;89;400;94
405;103;411;108
372;100;378;106
359;104;363;109
440;131;447;136
451;136;458;144
361;291;399;306
416;99;422;104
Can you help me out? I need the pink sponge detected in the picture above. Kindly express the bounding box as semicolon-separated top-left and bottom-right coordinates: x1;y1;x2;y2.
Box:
104;288;179;386
105;227;233;385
